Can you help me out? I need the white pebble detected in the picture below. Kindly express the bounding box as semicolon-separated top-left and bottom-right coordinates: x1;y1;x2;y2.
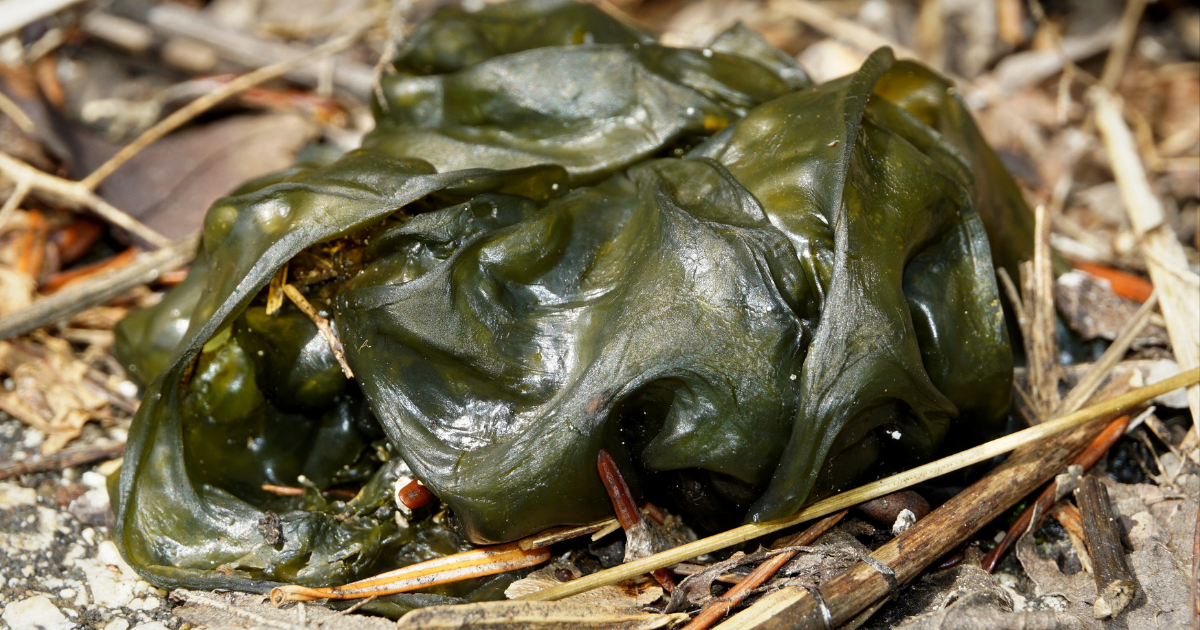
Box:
116;380;139;399
1;595;74;630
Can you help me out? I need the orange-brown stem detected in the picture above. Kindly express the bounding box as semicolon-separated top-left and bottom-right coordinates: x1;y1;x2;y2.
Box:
41;247;138;294
597;449;641;531
1072;261;1153;303
271;541;549;604
597;449;675;593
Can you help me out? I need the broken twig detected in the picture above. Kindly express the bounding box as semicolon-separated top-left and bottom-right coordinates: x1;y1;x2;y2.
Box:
716;377;1155;630
0;442;124;480
982;412;1130;572
1075;474;1137;619
0;152;170;248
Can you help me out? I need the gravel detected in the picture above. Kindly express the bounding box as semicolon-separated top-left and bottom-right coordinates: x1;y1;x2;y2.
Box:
0;415;180;630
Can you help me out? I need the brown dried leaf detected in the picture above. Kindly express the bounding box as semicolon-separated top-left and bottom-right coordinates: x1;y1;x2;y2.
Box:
92;113;318;240
0;338;110;453
778;527;871;588
892;554;1085;630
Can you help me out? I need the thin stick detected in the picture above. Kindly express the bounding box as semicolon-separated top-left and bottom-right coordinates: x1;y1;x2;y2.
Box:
682;511;847;630
81;28;366;191
1075;475;1136;618
371;0;409;113
272;542;550;603
996;268;1028;338
281;284;353;379
0;442;124;480
1050;502;1093;574
0;233;199;341
265;262;288;315
0;152;170;248
1099;0;1148;90
519;519;619;550
261;484;356;500
316;596;377;626
597;448;675;591
714;378;1163;630
173;591;309;630
1023;205;1063;421
520;369;1198;602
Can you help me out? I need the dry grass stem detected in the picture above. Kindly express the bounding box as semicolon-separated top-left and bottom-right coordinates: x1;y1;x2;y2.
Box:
1090;87;1200;424
0;441;124;480
265;262;288;316
1019;205;1063;422
0;179;31;229
370;0;410;113
0;152;171;248
519;368;1198;602
519;519;619;550
1099;0;1149;91
273;543;550;603
0;90;34;134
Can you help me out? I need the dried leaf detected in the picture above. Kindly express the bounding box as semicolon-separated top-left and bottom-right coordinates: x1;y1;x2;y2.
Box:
1055;270;1168;347
0;338;110;453
92;114;318;240
505;562;662;608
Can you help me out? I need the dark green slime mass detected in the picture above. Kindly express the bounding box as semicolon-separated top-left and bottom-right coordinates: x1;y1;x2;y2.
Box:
110;0;1030;600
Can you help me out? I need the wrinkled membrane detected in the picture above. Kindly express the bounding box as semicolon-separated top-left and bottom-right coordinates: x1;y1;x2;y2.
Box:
111;0;1031;607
